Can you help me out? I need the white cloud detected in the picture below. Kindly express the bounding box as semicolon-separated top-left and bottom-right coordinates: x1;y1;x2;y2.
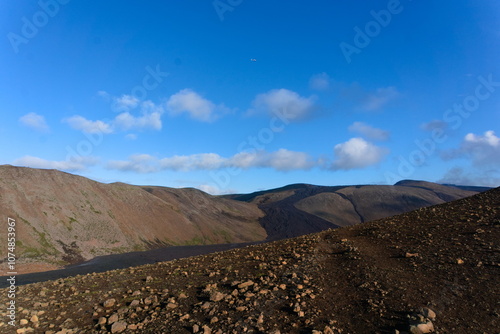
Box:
114;110;162;131
197;184;222;195
267;149;314;171
348;122;389;141
249;89;317;121
462;130;500;165
160;153;226;171
65;101;163;134
106;154;158;173
64;115;113;134
13;155;98;171
112;94;140;112
464;130;499;147
331;137;388;170
442;130;500;166
196;184;236;195
309;72;330;91
107;149;315;173
19;112;49;132
166;89;222;122
230;149;314;171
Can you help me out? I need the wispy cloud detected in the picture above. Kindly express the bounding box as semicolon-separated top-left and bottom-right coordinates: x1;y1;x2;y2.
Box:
229;149;315;171
107;149;315;173
360;87;400;111
106;154;159;173
309;72;330;91
348;122;389;141
64;115;113;134
107;142;389;174
160;153;226;171
329;137;389;170
339;83;400;112
19;112;50;133
197;184;234;195
125;133;138;140
113;94;140;112
13;155;98;171
114;101;163;131
65;101;163;134
166;89;227;122
248;89;317;121
420;119;448;132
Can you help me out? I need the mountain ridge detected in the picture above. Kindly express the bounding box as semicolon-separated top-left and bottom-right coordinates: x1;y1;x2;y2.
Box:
0;165;266;273
0;165;489;274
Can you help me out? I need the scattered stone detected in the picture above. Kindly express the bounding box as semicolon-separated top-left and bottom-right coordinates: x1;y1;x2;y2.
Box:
418;307;436;321
210;291;226;302
103;298;116;308
237;281;254;289
323;326;335;334
111;320;127;333
166;302;177;309
108;313;119;324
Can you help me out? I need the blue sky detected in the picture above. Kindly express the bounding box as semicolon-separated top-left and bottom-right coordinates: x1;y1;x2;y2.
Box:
1;0;499;194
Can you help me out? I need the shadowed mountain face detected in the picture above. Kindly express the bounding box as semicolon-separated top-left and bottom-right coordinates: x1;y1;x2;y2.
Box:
229;181;480;240
0;165;266;271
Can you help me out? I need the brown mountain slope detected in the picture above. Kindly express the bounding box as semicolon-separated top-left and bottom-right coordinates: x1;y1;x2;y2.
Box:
1;187;497;333
232;182;479;240
0;165;266;272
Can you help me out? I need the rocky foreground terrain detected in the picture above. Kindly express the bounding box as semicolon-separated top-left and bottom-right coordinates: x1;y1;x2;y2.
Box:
1;187;498;333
